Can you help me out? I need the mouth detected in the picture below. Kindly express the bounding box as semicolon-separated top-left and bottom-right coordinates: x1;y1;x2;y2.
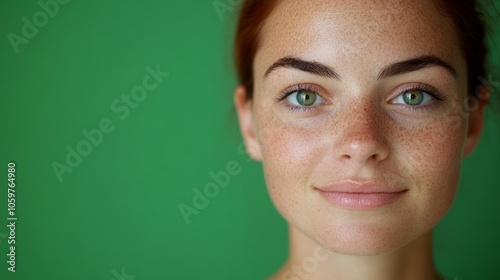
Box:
314;181;408;210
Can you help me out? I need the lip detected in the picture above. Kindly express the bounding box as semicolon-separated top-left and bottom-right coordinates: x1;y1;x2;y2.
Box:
315;181;408;210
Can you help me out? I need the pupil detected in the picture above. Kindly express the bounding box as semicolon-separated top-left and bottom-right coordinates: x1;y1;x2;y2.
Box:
404;90;423;105
297;91;316;106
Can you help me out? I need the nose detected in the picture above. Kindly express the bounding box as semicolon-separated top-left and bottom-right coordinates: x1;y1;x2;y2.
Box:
334;103;390;165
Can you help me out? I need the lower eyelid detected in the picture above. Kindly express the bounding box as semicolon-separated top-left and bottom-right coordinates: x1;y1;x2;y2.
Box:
403;103;437;113
393;98;442;113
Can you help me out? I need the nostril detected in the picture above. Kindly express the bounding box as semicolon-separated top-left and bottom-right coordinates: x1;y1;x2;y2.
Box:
370;154;380;160
341;154;351;160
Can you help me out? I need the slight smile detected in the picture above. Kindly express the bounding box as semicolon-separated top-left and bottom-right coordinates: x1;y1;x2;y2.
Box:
315;181;409;210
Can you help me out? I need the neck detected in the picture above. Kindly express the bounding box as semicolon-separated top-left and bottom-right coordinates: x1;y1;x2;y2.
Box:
270;227;443;280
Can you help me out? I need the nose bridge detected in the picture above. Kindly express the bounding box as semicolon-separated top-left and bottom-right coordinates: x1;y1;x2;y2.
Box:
332;98;389;163
339;97;380;135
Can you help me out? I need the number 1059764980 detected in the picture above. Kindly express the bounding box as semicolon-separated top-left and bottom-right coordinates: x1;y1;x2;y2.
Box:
7;162;16;216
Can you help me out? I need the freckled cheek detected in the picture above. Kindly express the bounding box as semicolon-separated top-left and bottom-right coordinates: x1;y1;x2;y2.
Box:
402;118;466;212
259;125;324;214
261;127;321;178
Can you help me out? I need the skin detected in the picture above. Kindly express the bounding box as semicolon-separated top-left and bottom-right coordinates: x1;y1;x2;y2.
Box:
234;0;487;279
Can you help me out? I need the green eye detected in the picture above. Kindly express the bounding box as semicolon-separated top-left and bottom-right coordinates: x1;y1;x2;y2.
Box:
402;90;425;105
283;86;325;110
296;91;317;106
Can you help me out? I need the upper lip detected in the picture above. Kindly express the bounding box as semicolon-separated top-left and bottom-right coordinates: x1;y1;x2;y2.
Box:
315;179;407;193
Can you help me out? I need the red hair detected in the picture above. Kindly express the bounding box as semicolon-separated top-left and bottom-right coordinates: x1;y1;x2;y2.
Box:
233;0;281;99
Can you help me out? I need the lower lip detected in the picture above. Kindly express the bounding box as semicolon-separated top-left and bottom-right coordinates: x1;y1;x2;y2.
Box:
317;190;407;210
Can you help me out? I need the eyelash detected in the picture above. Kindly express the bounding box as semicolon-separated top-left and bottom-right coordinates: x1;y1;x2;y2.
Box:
275;83;446;113
394;84;446;112
275;83;326;112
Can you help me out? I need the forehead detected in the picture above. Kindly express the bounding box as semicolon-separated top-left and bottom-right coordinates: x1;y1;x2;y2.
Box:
255;0;464;79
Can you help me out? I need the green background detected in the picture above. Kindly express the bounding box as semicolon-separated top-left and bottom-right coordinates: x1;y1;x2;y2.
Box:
0;0;499;279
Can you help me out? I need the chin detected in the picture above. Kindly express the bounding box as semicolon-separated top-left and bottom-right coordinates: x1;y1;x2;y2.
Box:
326;229;413;256
288;208;437;256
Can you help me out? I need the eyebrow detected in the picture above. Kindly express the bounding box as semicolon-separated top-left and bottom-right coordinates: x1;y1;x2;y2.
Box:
264;56;340;79
377;55;457;79
264;55;457;80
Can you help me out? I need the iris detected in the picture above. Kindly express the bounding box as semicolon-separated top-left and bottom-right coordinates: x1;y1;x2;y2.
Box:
402;90;425;105
296;91;317;106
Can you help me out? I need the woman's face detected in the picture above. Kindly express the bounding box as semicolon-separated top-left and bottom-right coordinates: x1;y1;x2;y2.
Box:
236;0;485;255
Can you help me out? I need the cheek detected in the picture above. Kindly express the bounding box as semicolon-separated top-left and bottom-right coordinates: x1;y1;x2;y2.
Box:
401;114;467;224
258;122;324;219
253;100;342;226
